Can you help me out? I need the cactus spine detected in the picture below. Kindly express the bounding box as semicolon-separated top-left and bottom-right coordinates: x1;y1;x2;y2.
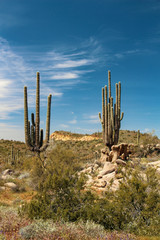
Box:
24;72;52;152
99;70;124;149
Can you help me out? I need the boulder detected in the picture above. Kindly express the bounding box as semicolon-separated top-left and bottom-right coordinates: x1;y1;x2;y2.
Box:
85;175;94;186
98;162;116;178
2;169;13;176
148;160;160;168
4;182;17;190
81;166;93;174
116;159;127;166
93;163;100;170
0;186;6;191
102;171;115;182
94;180;107;188
110;179;120;191
1;169;14;180
110;143;128;163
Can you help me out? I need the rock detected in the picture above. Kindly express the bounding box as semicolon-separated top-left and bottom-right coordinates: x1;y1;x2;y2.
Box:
93;163;100;170
94;180;107;188
156;168;160;174
148;160;160;168
2;169;13;176
81;166;93;174
116;159;127;166
85;175;94;186
115;173;123;179
98;162;116;178
4;182;17;190
110;146;119;162
110;179;120;191
102;171;115;182
110;143;128;163
101;148;108;154
0;186;6;191
1;169;14;180
1;175;13;180
100;153;109;162
18;172;30;179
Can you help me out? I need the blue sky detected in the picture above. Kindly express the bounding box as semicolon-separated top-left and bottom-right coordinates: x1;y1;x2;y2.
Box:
0;0;160;141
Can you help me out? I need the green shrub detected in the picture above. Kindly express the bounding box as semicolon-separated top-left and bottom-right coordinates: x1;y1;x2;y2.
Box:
92;167;160;235
21;146;160;236
21;146;95;221
19;219;57;240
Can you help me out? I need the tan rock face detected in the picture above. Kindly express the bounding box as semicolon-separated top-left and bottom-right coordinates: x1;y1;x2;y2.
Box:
98;162;116;178
100;143;129;164
102;171;115;182
94;180;107;188
115;159;127;166
2;169;13;176
110;179;120;191
50;132;99;142
111;143;128;162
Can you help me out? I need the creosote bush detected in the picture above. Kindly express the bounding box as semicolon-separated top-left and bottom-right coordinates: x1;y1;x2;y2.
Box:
21;146;160;236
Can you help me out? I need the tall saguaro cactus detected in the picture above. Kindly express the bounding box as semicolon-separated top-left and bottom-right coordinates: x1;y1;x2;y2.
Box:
99;70;124;150
24;72;52;153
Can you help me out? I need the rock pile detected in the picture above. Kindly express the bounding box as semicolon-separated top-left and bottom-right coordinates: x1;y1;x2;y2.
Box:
81;143;160;192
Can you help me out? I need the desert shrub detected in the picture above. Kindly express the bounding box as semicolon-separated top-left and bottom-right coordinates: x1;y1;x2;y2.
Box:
76;220;106;238
19;219;136;240
0;206;30;239
21;146;97;221
142;131;159;146
92;167;160;235
19;219;57;239
21;146;160;236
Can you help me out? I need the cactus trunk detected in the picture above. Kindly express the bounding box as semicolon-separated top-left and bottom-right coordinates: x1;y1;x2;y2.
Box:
24;72;52;153
99;70;124;149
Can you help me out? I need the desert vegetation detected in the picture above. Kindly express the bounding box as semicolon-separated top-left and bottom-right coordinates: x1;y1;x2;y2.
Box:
0;71;160;240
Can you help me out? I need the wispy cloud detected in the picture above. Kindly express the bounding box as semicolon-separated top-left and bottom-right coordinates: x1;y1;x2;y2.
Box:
0;37;64;119
68;119;77;124
83;114;99;124
0;36;102;127
51;72;79;80
53;59;94;68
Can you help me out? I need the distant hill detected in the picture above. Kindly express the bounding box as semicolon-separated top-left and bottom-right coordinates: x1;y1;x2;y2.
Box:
51;130;160;145
0;130;159;166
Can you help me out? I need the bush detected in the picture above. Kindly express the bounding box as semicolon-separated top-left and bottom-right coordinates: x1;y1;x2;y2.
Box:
21;146;160;236
92;167;160;235
21;146;95;221
19;219;57;240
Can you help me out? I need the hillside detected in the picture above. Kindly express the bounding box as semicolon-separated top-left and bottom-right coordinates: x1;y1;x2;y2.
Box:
0;130;159;167
0;130;160;239
51;129;160;145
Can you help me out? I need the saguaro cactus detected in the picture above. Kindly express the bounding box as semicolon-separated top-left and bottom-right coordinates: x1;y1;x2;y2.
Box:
137;130;140;145
99;70;124;150
24;72;52;153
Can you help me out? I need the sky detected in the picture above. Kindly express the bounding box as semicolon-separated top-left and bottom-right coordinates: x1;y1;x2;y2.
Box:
0;0;160;141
